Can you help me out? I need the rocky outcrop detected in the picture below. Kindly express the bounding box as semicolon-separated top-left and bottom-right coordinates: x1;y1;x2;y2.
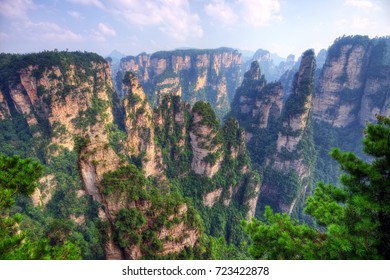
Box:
31;174;57;207
231;61;283;134
243;172;261;220
0;90;10;119
359;67;390;124
231;50;316;215
122;72;162;177
314;43;368;127
203;188;223;207
154;94;189;164
262;49;316;214
99;165;200;259
313;36;390;128
190;103;224;178
311;36;390;188
157;204;198;256
117;48;242;118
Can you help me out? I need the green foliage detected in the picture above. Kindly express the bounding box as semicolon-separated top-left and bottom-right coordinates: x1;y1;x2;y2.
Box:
101;165;147;198
154;95;192;178
283;50;315;118
260;168;301;212
243;206;321;259
313;121;364;185
72;95;110;129
222;118;241;149
192;101;220;130
244;116;390;259
0;155;42;259
0;51;106;85
0;113;36;159
203;151;222;165
100;164;204;258
327;35;370;60
115;208;146;248
0;154;81;259
106;123;127;154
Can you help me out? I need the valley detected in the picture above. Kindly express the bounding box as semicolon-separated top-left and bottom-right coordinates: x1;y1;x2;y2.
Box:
0;35;389;260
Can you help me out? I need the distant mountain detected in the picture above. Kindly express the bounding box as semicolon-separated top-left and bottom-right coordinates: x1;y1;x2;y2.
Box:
244;48;296;82
107;49;126;59
237;49;256;62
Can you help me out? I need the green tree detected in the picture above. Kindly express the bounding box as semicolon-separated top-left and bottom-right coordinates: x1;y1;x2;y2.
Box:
242;206;321;259
243;115;390;259
0;154;81;259
0;155;42;258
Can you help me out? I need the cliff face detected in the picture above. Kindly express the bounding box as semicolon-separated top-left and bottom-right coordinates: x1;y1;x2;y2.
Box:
99;165;199;259
0;52;200;259
314;36;390;128
117;48;242;118
122;72;162;177
154;94;261;231
231;50;316;216
232;61;283;135
314;43;368;127
190;105;224;178
262;50;316;214
311;36;390;185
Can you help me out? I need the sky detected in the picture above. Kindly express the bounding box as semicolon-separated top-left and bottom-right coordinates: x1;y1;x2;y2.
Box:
0;0;389;58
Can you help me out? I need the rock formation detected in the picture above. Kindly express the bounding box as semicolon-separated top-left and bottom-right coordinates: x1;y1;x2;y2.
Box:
0;51;200;259
231;50;316;216
116;48;242;118
261;49;316;214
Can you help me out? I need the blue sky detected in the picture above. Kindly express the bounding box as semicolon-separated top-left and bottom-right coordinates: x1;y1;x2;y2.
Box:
0;0;389;58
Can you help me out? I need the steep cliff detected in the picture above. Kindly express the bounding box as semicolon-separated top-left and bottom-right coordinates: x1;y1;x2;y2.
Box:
117;48;242;118
154;94;261;244
231;50;316;216
99;165;200;259
122;71;163;177
230;61;283;164
313;35;390;184
260;49;316;215
0;51;125;258
0;51;201;260
314;36;390;127
190;102;224;177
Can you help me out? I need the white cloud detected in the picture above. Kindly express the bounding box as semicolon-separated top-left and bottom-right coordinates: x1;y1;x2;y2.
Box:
345;0;374;9
238;0;281;27
68;11;83;19
110;0;203;41
204;0;281;27
68;0;105;9
350;17;372;28
0;32;9;40
336;16;373;29
205;0;238;25
98;23;116;37
24;20;83;41
43;30;83;41
0;0;34;18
